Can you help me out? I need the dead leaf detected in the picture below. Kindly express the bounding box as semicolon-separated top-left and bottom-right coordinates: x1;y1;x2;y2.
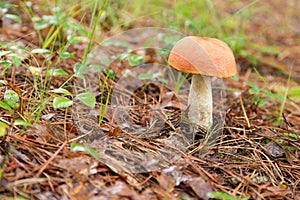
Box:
103;181;140;200
188;177;212;200
57;155;98;175
155;172;175;191
264;142;284;158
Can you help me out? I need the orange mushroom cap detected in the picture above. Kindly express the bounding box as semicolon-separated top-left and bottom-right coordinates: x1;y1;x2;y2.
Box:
168;36;237;78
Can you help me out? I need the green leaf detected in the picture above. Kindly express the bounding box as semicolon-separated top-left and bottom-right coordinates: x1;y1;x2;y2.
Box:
118;52;128;60
0;101;13;113
246;82;260;94
11;56;22;68
257;99;266;107
230;75;239;81
46;69;68;76
32;15;53;30
284;132;298;139
288;86;300;101
73;62;89;78
103;69;115;79
157;77;168;85
53;97;73;109
127;54;143;66
0;60;12;68
253;97;266;107
58;50;73;59
138;73;155;80
265;91;284;101
246;82;257;88
50;88;72;96
138;73;168;84
4;14;22;24
67;35;82;44
34;22;49;30
0;50;11;57
207;191;250;200
156;48;170;56
9;45;30;53
283;146;298;151
0;122;8;137
76;92;95;108
13;119;32;127
4;89;19;109
31;48;50;54
71;143;100;160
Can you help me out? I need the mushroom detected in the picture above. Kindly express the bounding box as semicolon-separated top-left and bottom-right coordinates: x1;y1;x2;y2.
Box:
168;36;237;129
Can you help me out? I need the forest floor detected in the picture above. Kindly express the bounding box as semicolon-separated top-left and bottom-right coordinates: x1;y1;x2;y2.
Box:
0;1;300;199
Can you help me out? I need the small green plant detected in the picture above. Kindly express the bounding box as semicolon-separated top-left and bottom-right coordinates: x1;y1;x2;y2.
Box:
0;87;32;128
71;143;100;160
13;119;32;127
207;191;250;200
280;132;299;151
284;132;299;140
138;72;168;85
98;73;113;124
52;96;73;109
0;101;13;114
0;43;28;74
246;81;267;107
3;89;20;109
23;1;89;49
0;121;8;137
229;71;294;125
21;0;109;123
118;51;144;67
49;62;96;110
49;90;94;118
0;1;22;24
76;92;96;108
246;81;285;108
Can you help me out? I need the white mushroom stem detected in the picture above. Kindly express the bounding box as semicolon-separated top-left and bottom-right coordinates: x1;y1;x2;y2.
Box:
188;74;213;129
